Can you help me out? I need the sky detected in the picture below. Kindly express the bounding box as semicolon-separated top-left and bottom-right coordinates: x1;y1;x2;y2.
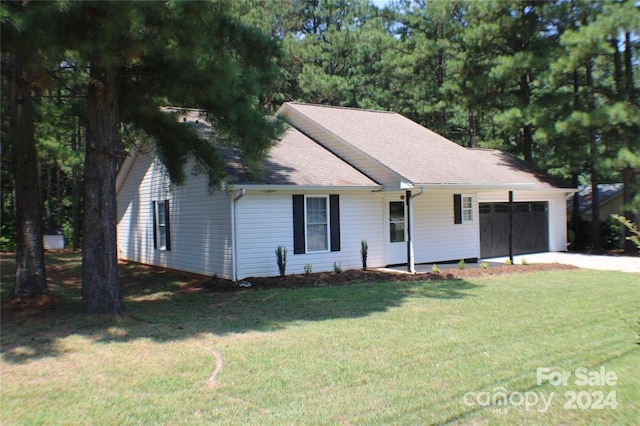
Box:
370;0;392;9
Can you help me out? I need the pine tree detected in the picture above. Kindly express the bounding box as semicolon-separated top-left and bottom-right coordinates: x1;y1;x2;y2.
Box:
55;1;284;314
461;0;556;164
549;0;639;250
382;0;466;139
240;0;390;108
1;0;56;299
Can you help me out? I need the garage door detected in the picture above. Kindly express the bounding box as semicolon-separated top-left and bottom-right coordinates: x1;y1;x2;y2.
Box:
479;202;549;258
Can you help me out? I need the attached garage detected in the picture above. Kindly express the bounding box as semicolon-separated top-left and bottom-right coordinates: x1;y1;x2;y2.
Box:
479;202;549;258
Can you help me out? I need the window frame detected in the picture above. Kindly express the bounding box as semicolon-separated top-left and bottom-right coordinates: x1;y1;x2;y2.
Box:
153;200;171;251
461;194;473;224
304;195;330;253
388;201;406;243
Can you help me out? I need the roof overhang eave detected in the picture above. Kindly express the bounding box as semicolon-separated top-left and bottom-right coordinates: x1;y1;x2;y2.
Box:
226;183;383;192
413;183;578;193
414;183;539;191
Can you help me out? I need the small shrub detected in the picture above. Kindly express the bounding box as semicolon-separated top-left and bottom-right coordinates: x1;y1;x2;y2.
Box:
601;216;624;249
333;261;342;273
612;214;640;251
521;258;528;265
431;264;440;273
479;262;488;269
458;259;466;270
0;213;16;252
361;239;368;270
304;263;313;276
504;259;512;265
275;245;287;276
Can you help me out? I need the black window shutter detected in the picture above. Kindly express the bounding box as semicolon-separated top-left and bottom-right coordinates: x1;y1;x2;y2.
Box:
293;195;305;254
453;194;462;224
164;200;171;251
152;201;158;249
330;194;341;252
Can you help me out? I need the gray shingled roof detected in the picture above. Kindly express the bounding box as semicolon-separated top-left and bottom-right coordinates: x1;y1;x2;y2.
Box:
163;107;380;188
283;103;569;189
466;149;567;189
224;125;380;188
156;104;569;191
569;183;624;213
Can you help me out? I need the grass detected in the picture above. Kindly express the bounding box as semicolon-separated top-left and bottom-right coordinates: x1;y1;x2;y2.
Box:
1;252;639;425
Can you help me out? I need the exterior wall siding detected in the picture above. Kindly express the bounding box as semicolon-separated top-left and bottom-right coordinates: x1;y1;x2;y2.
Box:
117;151;568;279
411;190;480;263
235;190;385;278
477;190;569;253
117;150;234;278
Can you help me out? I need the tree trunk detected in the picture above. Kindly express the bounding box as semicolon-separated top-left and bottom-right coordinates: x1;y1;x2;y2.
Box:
9;55;48;299
82;65;123;315
622;167;637;253
570;71;582;251
585;59;600;249
523;123;533;165
56;164;63;228
468;110;476;148
46;158;54;229
624;32;635;104
571;171;580;250
520;72;533;165
72;119;82;250
590;158;600;249
622;32;637;254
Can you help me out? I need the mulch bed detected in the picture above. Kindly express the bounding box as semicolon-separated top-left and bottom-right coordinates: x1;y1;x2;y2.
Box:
194;263;577;293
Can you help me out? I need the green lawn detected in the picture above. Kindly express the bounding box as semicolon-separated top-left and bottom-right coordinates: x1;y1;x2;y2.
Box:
1;252;638;425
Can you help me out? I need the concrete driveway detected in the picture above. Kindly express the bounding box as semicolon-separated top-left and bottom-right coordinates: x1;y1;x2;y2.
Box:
485;252;640;274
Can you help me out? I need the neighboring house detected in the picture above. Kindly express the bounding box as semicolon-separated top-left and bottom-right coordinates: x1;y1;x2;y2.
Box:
116;103;573;280
570;184;625;222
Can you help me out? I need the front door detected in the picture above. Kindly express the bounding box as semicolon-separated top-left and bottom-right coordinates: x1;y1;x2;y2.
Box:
386;200;407;265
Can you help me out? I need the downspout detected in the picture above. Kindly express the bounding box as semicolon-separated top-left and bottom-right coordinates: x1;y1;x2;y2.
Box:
407;187;425;273
231;189;246;282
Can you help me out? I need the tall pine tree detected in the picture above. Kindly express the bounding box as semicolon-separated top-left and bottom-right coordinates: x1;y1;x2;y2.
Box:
53;1;284;314
1;0;59;299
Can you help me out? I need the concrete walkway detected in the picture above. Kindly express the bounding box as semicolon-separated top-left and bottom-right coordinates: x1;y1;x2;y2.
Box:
383;252;640;274
485;252;640;274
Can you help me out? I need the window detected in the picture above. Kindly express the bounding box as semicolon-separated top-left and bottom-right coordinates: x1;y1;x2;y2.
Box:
306;196;328;252
293;195;340;254
462;195;473;223
389;201;405;242
153;200;171;251
454;194;473;224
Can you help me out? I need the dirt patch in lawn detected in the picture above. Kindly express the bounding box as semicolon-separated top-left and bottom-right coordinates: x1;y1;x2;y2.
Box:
191;263;577;293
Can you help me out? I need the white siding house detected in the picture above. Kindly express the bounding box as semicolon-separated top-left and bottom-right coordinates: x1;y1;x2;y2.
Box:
117;147;233;277
116;103;574;280
234;190;385;278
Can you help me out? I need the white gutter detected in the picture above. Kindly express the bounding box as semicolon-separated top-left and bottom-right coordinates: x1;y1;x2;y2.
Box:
407;187;425;273
416;183;537;191
230;188;246;282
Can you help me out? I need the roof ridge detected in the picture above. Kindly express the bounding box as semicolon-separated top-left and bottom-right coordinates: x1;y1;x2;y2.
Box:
285;101;396;115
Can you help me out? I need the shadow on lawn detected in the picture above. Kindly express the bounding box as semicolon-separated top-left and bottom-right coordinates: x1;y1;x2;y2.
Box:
1;252;482;364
